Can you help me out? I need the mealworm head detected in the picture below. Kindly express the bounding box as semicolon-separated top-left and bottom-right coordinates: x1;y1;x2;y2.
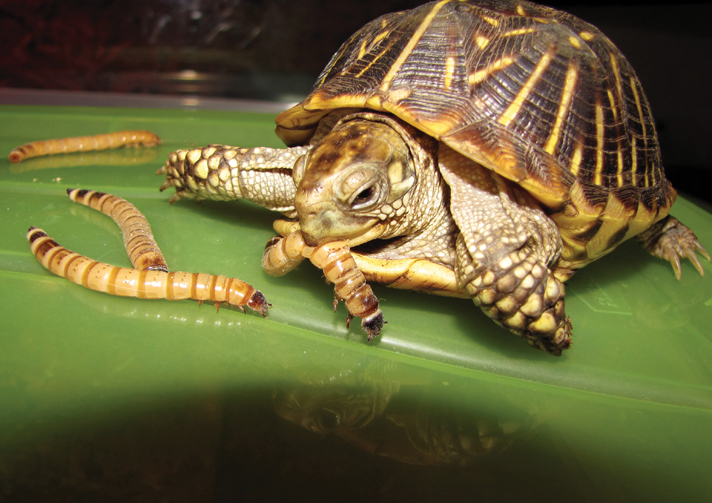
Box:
362;310;384;341
247;290;270;317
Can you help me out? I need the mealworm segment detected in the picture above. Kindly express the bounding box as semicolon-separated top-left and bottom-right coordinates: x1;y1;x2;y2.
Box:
9;131;161;163
262;231;384;340
27;190;269;316
261;232;308;277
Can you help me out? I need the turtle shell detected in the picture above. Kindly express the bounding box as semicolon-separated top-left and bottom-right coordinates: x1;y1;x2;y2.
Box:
275;0;676;269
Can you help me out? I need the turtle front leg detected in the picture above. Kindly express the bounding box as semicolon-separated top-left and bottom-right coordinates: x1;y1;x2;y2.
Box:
157;144;311;213
439;147;571;355
456;235;571;355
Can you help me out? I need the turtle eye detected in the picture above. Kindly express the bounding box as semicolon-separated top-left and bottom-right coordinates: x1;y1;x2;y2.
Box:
352;185;376;207
335;165;386;212
314;408;340;432
349;182;381;210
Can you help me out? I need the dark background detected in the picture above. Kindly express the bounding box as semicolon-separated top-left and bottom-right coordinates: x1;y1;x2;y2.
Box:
1;0;710;203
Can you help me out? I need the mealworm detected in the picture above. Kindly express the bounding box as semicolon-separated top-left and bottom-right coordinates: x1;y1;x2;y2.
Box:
67;188;168;272
262;231;384;339
27;227;269;316
9;131;161;163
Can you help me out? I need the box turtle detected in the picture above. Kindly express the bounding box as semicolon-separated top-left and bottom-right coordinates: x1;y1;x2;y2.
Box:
153;0;708;355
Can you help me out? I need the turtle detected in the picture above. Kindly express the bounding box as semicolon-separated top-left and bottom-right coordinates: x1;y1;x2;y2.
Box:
157;0;708;355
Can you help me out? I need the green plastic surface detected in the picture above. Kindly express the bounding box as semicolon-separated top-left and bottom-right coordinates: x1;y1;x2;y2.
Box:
1;105;711;501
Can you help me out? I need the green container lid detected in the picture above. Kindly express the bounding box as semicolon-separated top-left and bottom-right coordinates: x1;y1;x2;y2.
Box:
1;104;711;502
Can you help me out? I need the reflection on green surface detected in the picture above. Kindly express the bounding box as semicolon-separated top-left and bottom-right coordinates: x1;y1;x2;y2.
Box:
7;148;162;174
1;105;711;501
1;324;710;502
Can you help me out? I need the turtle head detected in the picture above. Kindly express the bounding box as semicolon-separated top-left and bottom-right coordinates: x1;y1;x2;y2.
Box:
293;115;417;247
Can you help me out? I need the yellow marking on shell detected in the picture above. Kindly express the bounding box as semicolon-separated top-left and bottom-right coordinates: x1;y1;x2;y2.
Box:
356;39;395;78
387;87;411;103
570;141;584;178
594;98;604;186
630;76;647;142
516;4;526;16
373;30;390;45
585;193;632;260
568;36;581;49
480;15;499;26
312;93;372;112
498;51;553;126
358;38;369;59
469;56;516;85
607;88;623;187
475;36;490;49
404;114;454;137
381;18;388;29
607;90;618;122
544;64;578;155
630;136;638;178
360;29;391;59
444;56;456;90
319;56;340;86
616;147;624;187
623;198;669;244
379;0;450;92
557;180;606;251
629;75;650;188
609;52;623;101
579;31;595;41
501;27;538;37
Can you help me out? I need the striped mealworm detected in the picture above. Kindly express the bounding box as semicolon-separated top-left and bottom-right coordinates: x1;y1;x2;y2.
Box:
27;227;269;315
9;131;161;163
263;231;384;339
67;188;168;272
28;188;269;315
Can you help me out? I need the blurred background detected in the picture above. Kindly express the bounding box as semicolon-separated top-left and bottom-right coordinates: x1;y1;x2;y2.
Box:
1;0;710;203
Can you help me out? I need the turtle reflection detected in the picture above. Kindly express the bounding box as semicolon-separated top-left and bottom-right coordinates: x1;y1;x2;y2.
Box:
273;362;528;466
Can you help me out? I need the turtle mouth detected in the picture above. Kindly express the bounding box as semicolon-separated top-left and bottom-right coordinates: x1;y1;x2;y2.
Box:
301;220;388;248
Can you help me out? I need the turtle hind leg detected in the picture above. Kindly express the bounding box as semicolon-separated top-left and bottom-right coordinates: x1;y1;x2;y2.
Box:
457;237;572;356
635;216;710;280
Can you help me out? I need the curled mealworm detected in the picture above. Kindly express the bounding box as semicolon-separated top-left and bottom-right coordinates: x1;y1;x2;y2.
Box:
262;231;384;339
261;232;308;277
67;188;168;272
27;227;269;316
9;131;161;163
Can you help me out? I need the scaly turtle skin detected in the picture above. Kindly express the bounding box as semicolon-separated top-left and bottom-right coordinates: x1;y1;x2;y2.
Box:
159;0;708;355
